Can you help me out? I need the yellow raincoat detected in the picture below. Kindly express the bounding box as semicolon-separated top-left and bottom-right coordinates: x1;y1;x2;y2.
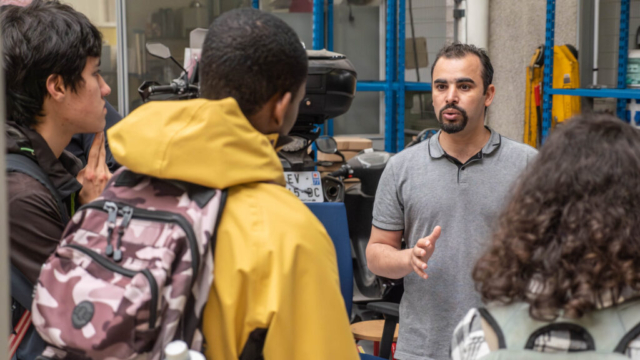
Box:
108;98;358;360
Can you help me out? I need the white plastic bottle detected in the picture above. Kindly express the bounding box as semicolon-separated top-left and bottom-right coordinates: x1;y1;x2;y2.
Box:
164;340;206;360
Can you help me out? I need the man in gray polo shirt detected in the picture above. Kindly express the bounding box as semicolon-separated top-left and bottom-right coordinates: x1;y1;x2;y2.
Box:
366;43;537;360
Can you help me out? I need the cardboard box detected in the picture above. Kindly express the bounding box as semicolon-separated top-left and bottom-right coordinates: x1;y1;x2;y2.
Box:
318;163;342;172
334;137;372;151
317;150;360;162
317;137;372;166
405;37;429;69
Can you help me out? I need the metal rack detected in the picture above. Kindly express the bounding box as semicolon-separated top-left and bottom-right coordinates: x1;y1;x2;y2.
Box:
350;0;431;152
254;0;431;152
542;0;640;143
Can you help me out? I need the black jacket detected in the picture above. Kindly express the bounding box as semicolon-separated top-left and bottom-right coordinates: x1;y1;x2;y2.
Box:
6;122;82;284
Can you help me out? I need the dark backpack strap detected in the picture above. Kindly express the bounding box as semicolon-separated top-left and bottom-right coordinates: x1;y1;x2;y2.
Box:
478;307;507;349
10;261;47;360
6;153;69;224
6;154;67;359
210;189;228;256
10;264;33;310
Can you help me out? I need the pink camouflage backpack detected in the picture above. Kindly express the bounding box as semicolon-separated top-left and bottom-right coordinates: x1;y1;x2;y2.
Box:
30;169;227;359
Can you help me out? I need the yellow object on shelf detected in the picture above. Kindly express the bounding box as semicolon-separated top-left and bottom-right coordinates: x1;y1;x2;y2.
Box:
524;45;581;147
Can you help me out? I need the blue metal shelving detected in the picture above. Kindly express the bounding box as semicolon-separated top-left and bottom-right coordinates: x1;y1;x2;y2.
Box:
352;0;431;152
548;88;640;99
254;0;431;152
542;0;634;143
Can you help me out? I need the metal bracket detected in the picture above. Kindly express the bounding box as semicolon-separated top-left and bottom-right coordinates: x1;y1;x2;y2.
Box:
454;9;465;19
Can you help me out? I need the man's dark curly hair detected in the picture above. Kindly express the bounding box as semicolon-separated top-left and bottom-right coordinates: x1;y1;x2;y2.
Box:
473;113;640;320
1;0;102;127
200;8;307;118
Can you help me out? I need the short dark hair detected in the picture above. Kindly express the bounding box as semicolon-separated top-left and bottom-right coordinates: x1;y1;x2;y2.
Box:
200;8;308;117
1;0;102;127
473;114;640;320
431;43;493;94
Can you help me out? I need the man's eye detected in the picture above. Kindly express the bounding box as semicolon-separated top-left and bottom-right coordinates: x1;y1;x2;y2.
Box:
436;85;446;90
460;84;470;90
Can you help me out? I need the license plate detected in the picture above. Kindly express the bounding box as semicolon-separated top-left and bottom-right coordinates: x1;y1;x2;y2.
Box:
284;171;324;203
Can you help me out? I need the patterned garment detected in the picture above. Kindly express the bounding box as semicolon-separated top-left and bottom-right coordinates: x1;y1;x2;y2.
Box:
450;308;640;360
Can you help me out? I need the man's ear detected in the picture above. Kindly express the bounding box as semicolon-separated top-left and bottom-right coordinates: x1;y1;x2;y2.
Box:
45;74;67;102
484;84;496;107
273;91;293;128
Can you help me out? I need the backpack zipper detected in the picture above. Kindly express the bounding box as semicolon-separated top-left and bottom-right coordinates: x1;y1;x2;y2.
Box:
114;206;134;262
103;202;118;257
79;200;200;286
65;244;159;330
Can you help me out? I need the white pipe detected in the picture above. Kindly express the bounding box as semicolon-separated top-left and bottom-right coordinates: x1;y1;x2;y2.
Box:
466;0;489;50
116;0;129;116
454;0;467;44
593;0;600;85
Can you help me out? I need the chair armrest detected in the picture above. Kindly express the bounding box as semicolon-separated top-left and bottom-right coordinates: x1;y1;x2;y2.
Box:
366;302;399;318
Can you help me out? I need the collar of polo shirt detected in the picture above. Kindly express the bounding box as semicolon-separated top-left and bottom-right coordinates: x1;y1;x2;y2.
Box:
427;126;502;161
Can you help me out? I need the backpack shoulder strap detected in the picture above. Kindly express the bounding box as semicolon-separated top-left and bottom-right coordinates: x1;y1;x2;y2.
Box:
483;300;640;354
613;299;640;353
10;263;33;310
477;307;507;349
479;304;532;350
6;153;69;224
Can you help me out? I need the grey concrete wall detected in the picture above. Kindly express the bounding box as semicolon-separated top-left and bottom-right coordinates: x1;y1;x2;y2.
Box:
487;0;577;141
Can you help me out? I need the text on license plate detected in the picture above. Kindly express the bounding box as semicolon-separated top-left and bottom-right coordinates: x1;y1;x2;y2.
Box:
284;171;324;203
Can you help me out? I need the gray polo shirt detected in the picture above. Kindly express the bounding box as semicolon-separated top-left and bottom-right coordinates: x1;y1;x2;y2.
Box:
372;128;537;360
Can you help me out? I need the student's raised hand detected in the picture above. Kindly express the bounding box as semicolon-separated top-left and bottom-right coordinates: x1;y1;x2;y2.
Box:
77;131;112;205
409;226;441;280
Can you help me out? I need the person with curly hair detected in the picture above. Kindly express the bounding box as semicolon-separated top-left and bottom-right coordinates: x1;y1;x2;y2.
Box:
450;113;640;359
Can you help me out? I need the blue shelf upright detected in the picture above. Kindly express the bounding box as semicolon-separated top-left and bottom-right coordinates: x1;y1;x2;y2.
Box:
541;0;555;143
397;0;406;153
315;0;430;152
313;0;325;50
255;0;431;152
385;0;398;152
616;0;631;120
327;0;335;135
542;0;636;143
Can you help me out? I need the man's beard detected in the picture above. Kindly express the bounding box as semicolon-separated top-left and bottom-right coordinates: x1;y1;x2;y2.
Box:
437;103;469;134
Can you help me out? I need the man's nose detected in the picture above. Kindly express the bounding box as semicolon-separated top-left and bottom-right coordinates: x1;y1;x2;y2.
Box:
100;76;111;97
445;87;459;104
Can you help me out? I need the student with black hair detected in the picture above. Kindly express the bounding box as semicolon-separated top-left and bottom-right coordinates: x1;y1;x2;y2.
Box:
2;2;112;357
106;8;359;360
2;0;111;286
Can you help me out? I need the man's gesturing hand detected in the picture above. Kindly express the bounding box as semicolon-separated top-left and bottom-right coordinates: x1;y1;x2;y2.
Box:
77;132;112;205
408;226;441;280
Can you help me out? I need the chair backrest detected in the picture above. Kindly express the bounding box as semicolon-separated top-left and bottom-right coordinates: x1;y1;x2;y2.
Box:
306;202;353;316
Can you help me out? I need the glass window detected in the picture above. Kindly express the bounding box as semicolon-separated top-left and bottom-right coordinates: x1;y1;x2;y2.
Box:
264;1;383;136
121;0;383;137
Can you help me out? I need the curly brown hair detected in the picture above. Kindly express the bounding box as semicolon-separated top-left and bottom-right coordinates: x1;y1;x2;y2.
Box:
473;113;640;320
